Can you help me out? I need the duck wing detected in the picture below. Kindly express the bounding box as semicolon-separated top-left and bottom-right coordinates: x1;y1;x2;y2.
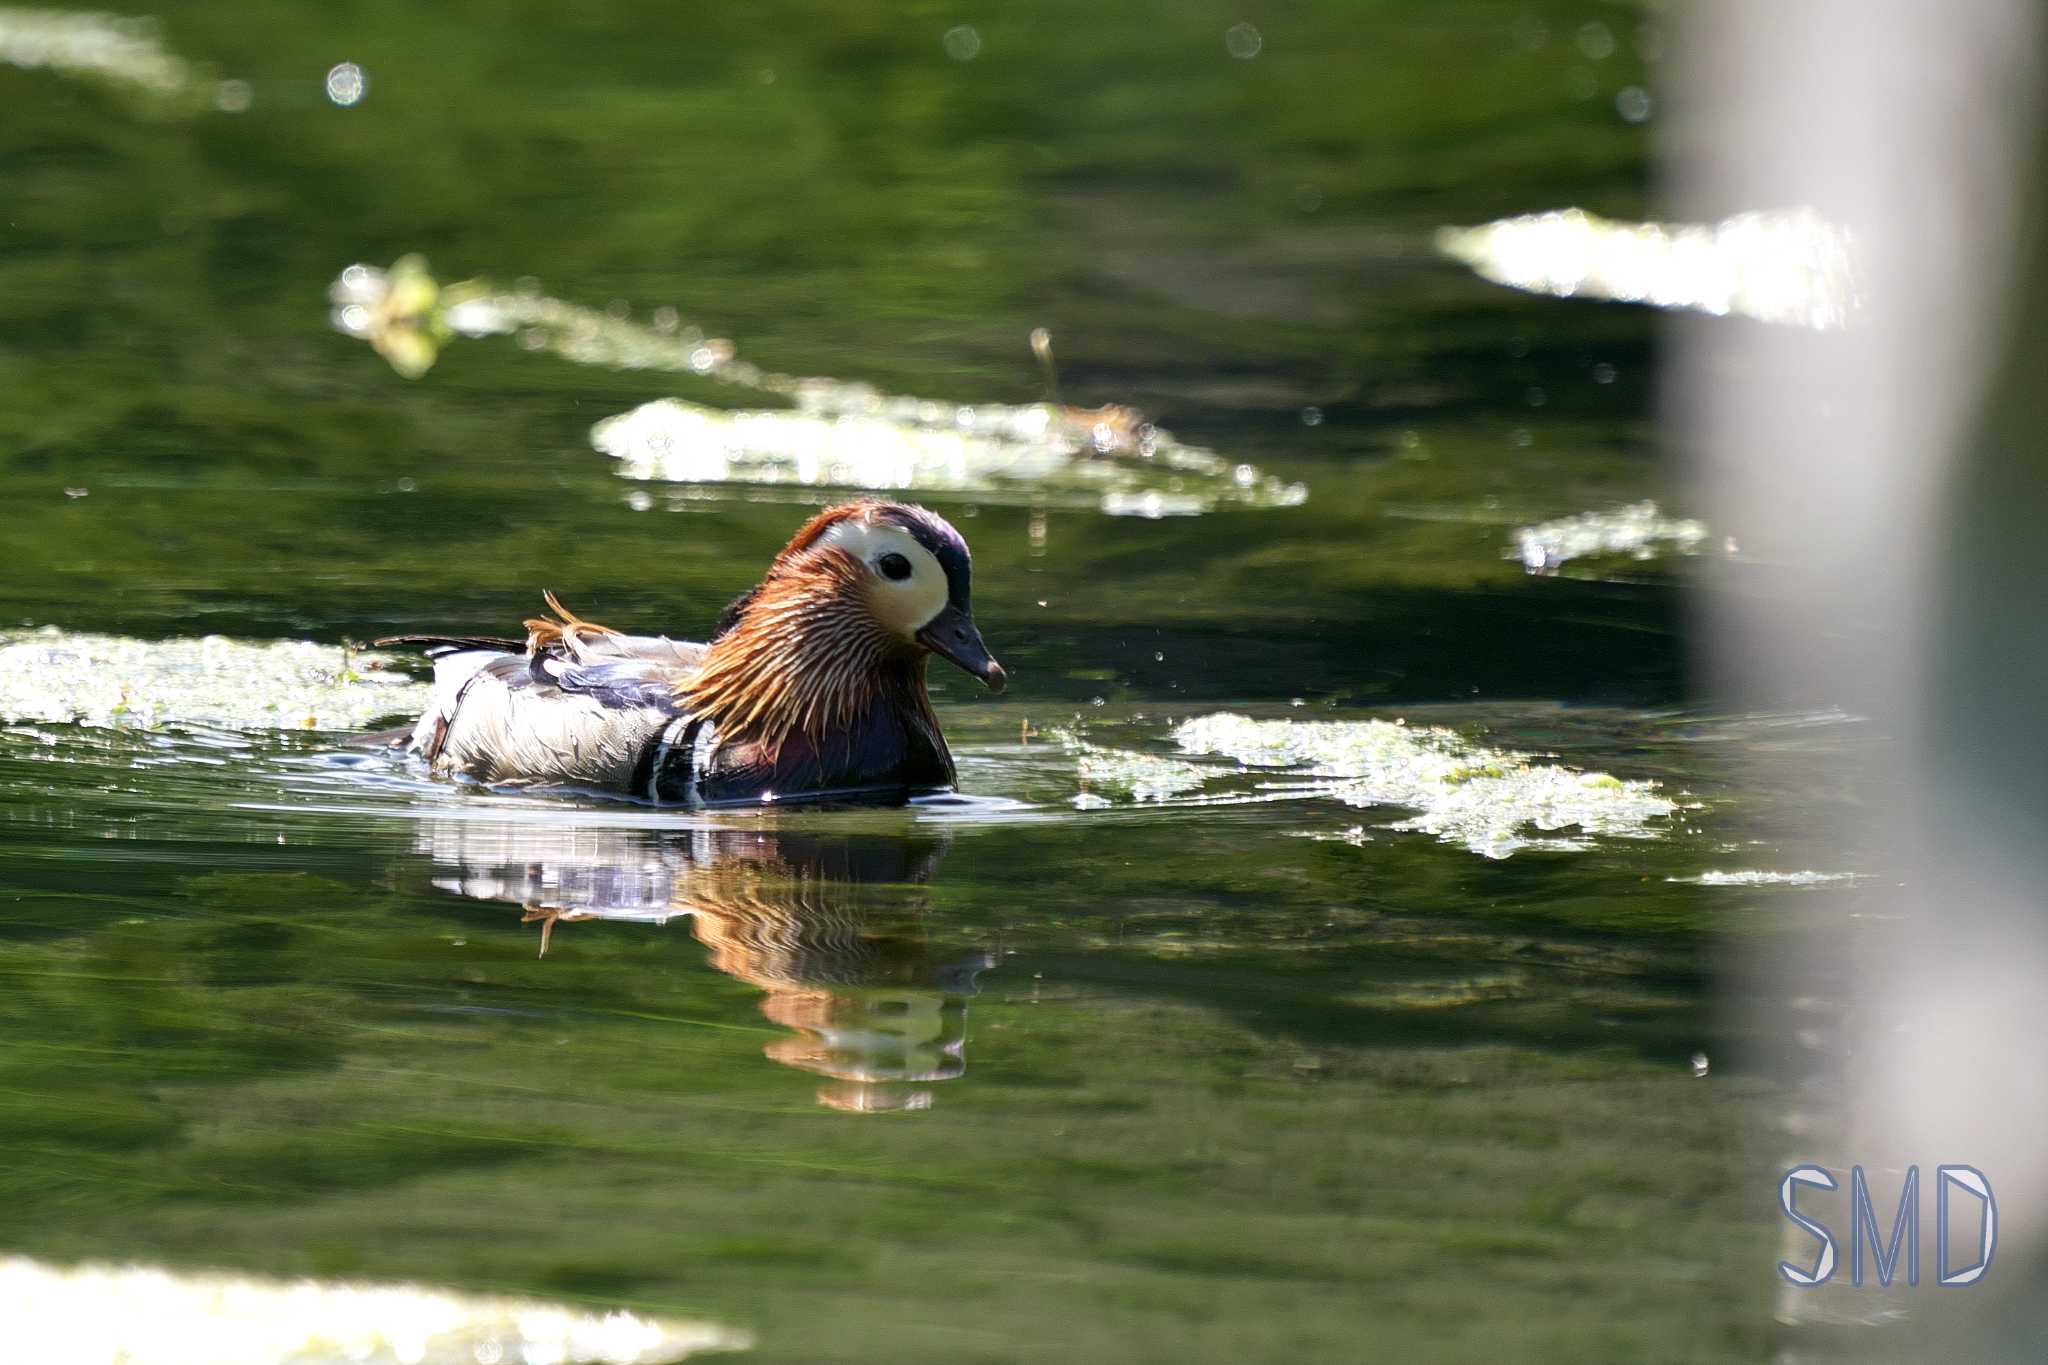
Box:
528;630;708;710
382;601;709;791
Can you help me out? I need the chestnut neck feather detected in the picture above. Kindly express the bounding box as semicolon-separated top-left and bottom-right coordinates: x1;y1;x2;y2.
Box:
680;553;942;763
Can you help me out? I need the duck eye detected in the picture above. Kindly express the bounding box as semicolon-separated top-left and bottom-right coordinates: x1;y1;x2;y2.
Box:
877;552;913;582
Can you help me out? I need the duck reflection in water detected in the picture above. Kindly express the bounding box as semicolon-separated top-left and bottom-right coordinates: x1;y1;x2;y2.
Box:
414;820;994;1111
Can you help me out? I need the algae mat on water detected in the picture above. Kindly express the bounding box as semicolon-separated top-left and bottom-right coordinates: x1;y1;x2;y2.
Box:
0;630;426;732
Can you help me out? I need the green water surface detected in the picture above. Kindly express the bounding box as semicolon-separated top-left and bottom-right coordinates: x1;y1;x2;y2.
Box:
0;2;1828;1359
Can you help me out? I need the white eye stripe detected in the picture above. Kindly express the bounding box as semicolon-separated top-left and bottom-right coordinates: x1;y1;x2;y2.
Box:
817;519;949;633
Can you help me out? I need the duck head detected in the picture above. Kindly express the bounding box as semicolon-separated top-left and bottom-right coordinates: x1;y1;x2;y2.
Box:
798;501;1006;693
683;501;1005;756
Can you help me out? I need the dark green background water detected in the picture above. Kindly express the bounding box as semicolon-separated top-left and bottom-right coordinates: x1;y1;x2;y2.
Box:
0;2;1807;1359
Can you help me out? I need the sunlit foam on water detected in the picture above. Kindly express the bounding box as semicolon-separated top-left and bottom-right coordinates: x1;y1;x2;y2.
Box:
0;8;248;113
1436;206;1860;330
0;1255;750;1364
327;256;1307;516
1665;869;1860;887
593;398;1301;517
1510;501;1712;574
1066;711;1681;858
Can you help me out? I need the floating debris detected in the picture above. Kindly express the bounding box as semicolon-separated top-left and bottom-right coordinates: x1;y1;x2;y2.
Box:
329;256;1307;517
328;255;445;378
330;256;716;382
1512;500;1709;573
0;1255;749;1365
0;8;246;114
1070;713;1677;858
1435;207;1859;330
0;628;426;732
1666;869;1859;887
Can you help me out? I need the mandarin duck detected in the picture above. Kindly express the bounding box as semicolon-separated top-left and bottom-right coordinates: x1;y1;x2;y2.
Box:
381;500;1004;805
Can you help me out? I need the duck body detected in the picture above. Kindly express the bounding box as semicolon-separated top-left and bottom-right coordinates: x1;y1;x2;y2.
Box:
409;631;954;804
385;501;1002;807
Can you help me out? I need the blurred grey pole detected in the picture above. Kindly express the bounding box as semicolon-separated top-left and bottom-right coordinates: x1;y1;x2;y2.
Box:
1671;0;2046;1353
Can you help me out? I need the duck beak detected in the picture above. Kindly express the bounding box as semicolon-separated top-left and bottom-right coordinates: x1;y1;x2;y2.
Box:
917;603;1007;692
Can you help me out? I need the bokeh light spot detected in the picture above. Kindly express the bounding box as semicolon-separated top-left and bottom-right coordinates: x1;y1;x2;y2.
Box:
942;25;980;61
324;61;365;106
